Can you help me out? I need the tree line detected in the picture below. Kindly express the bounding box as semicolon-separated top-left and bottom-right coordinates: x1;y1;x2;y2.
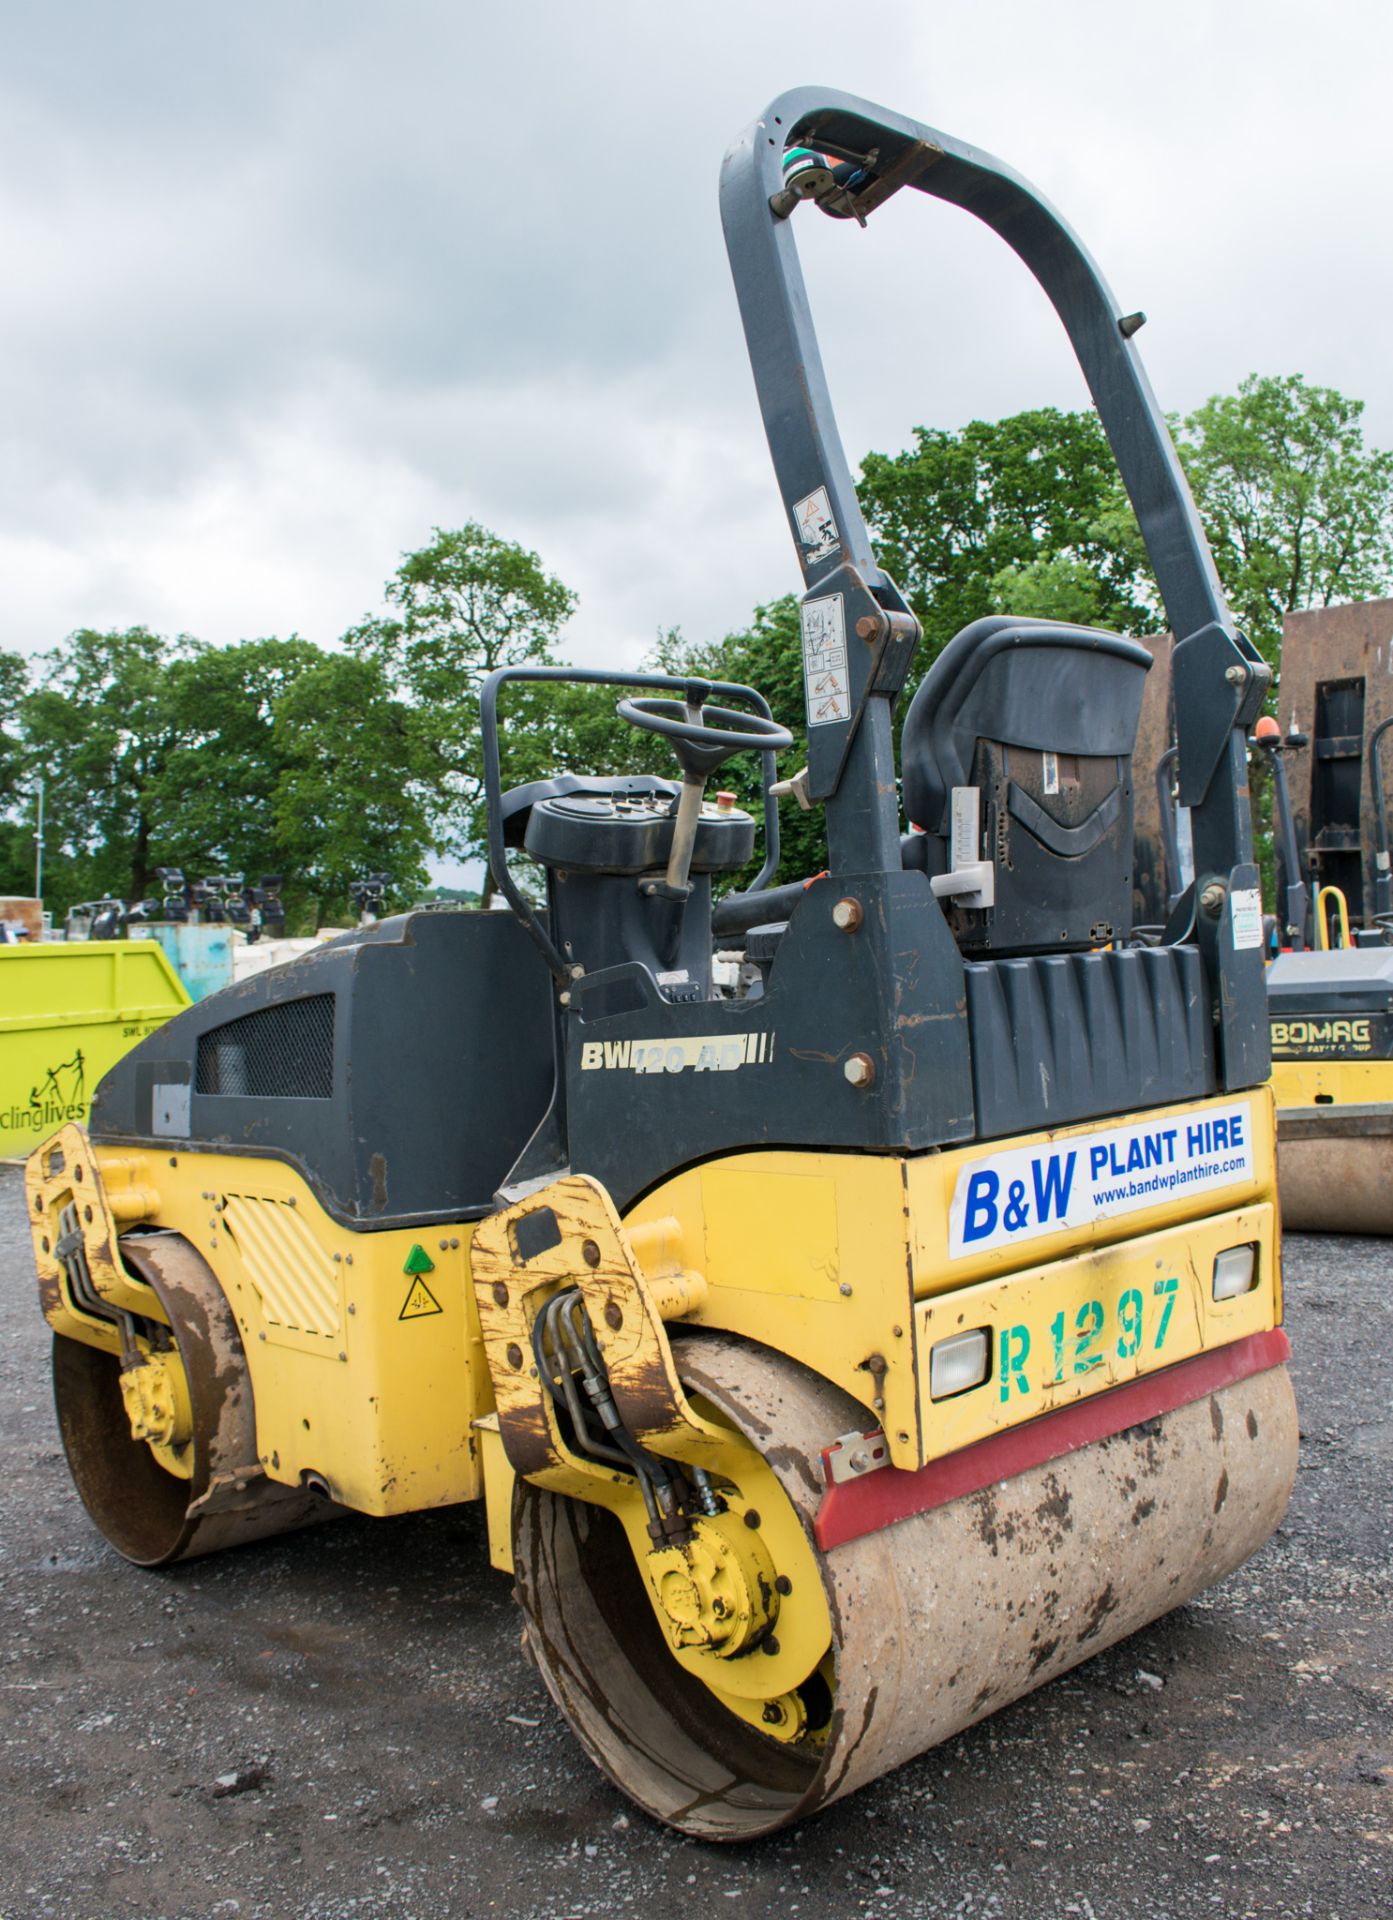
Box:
0;527;587;923
3;372;1391;921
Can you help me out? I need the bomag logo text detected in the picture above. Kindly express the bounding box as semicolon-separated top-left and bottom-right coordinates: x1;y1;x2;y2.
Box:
1271;1016;1373;1053
580;1033;774;1074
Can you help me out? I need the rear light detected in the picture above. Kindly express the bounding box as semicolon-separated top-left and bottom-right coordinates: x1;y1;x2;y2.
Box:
1212;1244;1258;1301
928;1328;991;1400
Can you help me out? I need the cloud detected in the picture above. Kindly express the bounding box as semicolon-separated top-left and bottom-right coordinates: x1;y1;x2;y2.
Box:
1;0;1391;677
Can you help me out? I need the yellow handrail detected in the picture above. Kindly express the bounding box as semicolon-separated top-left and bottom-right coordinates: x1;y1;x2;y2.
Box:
1316;884;1351;951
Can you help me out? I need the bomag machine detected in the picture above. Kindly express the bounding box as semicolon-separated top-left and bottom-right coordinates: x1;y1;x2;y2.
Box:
1253;690;1393;1232
1130;624;1393;1233
25;90;1298;1839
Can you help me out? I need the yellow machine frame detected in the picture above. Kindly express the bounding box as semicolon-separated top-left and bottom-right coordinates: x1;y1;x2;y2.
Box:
30;1082;1282;1561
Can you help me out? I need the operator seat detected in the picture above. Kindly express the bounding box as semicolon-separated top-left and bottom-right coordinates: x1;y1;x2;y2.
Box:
901;615;1152;955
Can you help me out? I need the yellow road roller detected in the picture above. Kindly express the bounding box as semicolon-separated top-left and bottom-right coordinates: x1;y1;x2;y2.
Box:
1255;710;1393;1230
25;89;1298;1839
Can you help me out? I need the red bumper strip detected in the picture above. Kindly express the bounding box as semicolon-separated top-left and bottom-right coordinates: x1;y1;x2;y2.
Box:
814;1327;1292;1552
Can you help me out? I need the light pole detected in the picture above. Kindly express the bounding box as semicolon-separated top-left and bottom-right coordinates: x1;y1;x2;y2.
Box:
33;777;43;900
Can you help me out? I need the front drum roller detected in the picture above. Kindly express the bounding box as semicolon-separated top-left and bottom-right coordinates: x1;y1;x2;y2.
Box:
53;1232;332;1568
514;1331;1299;1840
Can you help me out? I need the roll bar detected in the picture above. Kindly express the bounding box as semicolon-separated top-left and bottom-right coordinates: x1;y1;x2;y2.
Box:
720;90;1268;846
1255;729;1310;950
720;89;1271;1084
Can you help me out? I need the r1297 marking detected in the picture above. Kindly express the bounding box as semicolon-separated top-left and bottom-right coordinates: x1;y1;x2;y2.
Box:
1003;1274;1181;1401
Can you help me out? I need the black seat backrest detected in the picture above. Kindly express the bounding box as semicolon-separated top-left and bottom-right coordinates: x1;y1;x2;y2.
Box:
901;616;1152;956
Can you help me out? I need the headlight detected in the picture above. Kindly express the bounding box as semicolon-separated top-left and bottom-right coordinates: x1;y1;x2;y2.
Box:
928;1328;991;1400
1212;1244;1258;1301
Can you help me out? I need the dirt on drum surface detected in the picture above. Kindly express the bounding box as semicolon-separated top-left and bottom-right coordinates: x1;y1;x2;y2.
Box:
0;1160;1389;1920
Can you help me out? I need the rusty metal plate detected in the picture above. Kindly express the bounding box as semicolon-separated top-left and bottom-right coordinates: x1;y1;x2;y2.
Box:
1277;599;1393;921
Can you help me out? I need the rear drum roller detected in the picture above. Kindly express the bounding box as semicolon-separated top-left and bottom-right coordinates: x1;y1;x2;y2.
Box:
1276;1120;1393;1235
514;1331;1299;1839
53;1232;331;1567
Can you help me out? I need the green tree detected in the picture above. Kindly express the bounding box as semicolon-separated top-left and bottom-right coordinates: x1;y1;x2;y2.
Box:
13;626;437;926
152;637;435;924
346;524;577;899
152;635;325;880
0;649;35;896
0;650;26;795
1176;372;1393;665
19;626;197;914
270;651;433;911
858;407;1156;668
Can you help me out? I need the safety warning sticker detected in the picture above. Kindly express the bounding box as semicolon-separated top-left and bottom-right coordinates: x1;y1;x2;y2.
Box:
400;1276;443;1320
947;1100;1256;1258
802;594;850;727
399;1243;443;1319
792;485;839;563
1230;886;1263;950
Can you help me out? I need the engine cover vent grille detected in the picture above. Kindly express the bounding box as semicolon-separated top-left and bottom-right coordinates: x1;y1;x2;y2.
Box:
196;994;335;1099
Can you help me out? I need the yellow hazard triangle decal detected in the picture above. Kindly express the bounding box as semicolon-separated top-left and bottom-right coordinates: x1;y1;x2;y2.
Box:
400;1276;443;1320
399;1244;443;1319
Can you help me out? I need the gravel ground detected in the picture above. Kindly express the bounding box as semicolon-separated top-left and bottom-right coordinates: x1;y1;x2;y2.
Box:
0;1160;1389;1920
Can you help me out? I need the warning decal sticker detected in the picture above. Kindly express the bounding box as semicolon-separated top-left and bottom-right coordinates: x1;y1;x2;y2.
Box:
1230;886;1263;950
792;485;839;563
399;1242;442;1319
400;1276;443;1320
801;594;850;727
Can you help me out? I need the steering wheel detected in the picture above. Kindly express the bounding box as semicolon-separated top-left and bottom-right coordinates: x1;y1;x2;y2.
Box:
616;695;792;780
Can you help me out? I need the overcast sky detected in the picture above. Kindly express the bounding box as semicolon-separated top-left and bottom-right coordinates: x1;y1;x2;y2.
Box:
3;0;1391;678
